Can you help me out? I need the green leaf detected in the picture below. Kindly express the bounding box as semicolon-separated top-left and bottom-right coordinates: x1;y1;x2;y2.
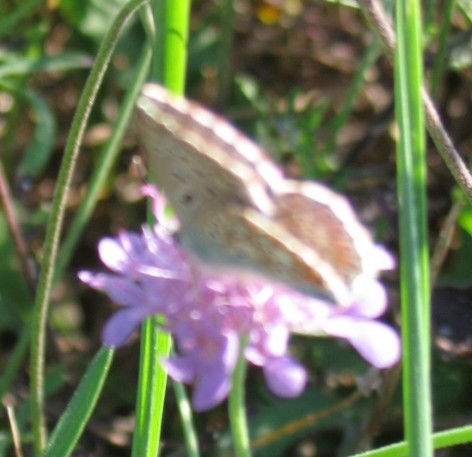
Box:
42;349;114;457
60;0;131;42
457;0;472;23
457;201;472;235
0;52;92;78
448;32;472;71
0;211;32;330
16;89;57;179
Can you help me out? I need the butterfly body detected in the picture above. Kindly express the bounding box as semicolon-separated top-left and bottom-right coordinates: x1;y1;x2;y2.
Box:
136;84;392;305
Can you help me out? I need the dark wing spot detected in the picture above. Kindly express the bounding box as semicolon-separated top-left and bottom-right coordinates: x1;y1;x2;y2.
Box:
181;193;194;205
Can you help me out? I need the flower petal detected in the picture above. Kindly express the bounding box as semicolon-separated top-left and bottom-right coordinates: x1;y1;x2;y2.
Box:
263;356;307;397
141;184;180;232
78;271;107;289
101;307;152;347
349;277;387;318
326;318;401;368
192;366;231;412
98;238;129;272
161;355;196;383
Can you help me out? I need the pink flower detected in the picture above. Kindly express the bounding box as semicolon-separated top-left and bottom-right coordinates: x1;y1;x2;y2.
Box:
80;188;400;411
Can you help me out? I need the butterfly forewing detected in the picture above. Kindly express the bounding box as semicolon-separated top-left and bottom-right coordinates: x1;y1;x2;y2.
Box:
136;85;283;218
136;84;389;306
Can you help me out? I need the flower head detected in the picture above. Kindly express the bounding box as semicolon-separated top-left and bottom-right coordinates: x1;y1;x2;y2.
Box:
80;188;400;411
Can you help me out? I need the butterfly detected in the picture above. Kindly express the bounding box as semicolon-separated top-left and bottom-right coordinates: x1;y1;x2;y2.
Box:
135;84;392;306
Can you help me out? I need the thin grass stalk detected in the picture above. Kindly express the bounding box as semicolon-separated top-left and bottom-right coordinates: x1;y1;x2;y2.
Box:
430;0;454;99
172;364;201;457
216;0;235;107
349;424;472;457
359;0;472;204
29;0;148;453
323;37;380;164
56;44;152;278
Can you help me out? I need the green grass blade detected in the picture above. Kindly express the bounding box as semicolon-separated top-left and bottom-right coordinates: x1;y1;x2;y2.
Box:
42;349;114;457
228;336;251;457
172;375;200;457
394;1;432;456
349;424;472;456
430;0;454;99
0;323;30;399
131;318;172;457
216;0;235;106
150;0;190;90
322;37;380;162
131;1;191;456
0;52;92;79
16;90;56;179
0;0;42;39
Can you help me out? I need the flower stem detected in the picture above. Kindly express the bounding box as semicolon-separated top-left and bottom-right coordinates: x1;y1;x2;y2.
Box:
229;335;251;457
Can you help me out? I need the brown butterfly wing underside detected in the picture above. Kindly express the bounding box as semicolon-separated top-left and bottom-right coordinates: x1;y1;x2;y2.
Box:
135;83;377;304
136;85;282;221
203;205;352;304
272;181;377;283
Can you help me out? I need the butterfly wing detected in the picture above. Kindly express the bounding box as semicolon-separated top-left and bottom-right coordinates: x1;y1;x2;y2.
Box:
192;204;351;305
135;84;283;226
135;84;391;305
273;180;388;283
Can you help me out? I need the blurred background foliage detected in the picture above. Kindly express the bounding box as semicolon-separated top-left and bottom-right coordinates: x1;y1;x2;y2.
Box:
1;0;472;455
